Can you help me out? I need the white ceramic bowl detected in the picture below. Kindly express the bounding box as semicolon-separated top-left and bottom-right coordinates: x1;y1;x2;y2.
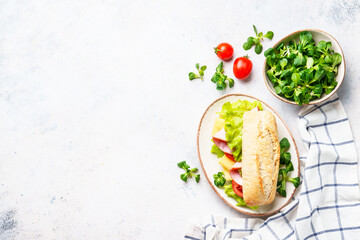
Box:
197;94;300;216
263;29;345;105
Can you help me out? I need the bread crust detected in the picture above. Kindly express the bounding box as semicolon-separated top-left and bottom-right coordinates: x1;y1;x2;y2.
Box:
242;111;280;206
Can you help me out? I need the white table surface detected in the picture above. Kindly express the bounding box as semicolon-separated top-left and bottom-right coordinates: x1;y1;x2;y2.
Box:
0;0;359;239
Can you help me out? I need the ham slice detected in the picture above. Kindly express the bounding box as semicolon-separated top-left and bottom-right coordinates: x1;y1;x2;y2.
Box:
213;128;227;142
230;162;243;186
212;129;233;155
213;139;233;155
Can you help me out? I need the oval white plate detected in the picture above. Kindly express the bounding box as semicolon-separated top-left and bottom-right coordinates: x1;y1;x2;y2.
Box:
197;94;300;216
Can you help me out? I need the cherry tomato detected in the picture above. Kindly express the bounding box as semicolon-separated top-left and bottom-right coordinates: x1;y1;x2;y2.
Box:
233;56;253;80
214;43;234;60
232;180;243;198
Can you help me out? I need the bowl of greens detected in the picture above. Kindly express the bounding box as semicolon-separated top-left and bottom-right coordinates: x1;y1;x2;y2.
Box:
263;29;345;105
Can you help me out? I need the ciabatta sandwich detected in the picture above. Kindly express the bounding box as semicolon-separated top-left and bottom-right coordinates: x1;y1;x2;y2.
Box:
242;111;280;206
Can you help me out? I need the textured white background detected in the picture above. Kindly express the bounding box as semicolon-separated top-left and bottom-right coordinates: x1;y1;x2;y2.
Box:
0;0;359;239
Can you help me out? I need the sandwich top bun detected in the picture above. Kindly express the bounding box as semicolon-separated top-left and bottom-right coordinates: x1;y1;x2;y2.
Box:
242;111;280;206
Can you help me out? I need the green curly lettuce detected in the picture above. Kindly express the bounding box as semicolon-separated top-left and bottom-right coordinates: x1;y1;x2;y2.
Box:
211;143;224;158
218;100;263;161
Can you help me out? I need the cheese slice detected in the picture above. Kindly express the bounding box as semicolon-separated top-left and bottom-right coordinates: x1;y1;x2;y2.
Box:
219;155;236;171
212;118;225;136
223;167;232;181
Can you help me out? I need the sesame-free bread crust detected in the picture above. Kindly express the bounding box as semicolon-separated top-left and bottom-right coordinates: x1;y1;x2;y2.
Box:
242;111;280;206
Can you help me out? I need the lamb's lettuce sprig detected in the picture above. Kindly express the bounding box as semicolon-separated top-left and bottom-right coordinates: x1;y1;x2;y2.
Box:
177;161;200;183
211;62;234;90
276;138;300;197
213;172;226;187
243;25;274;54
189;63;207;81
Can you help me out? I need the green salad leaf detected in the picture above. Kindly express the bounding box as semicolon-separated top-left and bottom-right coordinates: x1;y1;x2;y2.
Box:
264;31;342;105
211;143;224;158
218;100;263;161
224;184;258;210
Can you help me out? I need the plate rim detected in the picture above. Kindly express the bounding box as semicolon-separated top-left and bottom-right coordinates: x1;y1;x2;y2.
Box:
197;93;300;217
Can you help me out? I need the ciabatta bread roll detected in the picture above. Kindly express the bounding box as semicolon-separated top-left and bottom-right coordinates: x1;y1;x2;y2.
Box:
242;111;280;206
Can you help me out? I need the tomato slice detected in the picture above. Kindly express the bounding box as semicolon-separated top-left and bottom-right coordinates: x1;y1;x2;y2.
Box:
232;180;243;198
224;153;235;161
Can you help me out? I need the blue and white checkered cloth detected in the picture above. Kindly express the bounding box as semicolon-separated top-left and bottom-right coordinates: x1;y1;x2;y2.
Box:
185;94;360;240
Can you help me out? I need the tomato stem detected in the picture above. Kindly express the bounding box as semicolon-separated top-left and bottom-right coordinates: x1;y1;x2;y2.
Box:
214;47;221;54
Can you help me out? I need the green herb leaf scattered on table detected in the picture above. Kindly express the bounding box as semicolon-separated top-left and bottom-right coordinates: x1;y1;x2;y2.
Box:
211;62;234;90
276;138;300;197
264;31;342;105
177;161;200;183
189;63;207;81
243;25;273;55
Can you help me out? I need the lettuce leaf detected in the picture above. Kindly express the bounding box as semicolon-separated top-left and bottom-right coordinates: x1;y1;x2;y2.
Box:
218;100;263;161
211;144;224;158
224;184;259;210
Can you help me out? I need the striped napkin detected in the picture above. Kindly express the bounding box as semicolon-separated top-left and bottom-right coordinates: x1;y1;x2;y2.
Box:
185;94;360;240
